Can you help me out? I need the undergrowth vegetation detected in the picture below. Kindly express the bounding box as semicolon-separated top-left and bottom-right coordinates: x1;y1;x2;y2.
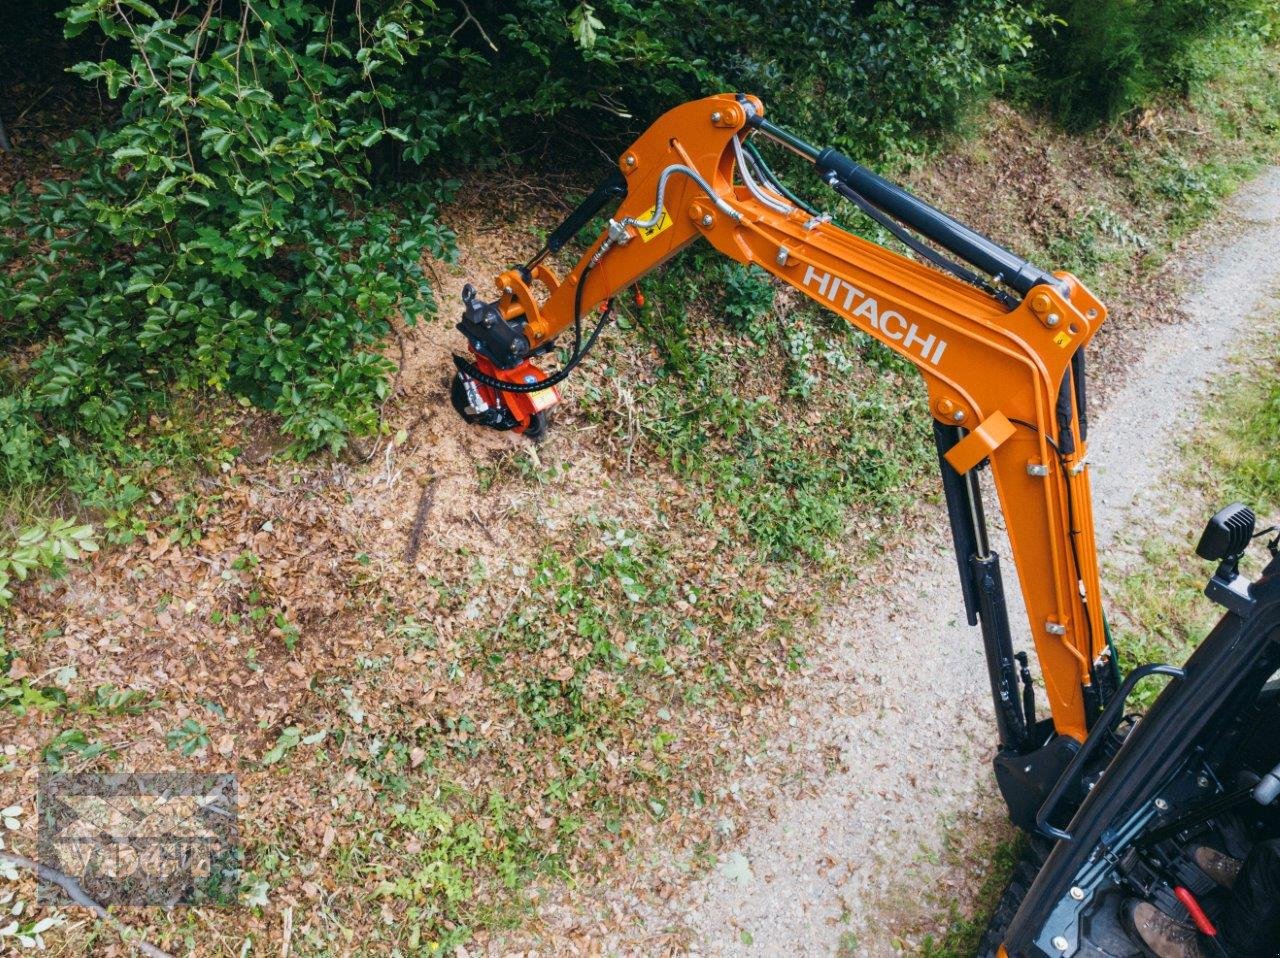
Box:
1;0;454;473
608;255;930;562
2;0;1275;533
1031;0;1277;130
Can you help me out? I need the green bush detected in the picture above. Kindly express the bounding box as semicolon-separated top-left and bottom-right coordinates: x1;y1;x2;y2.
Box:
397;0;1051;164
1032;0;1278;129
2;0;1265;509
0;0;1052;501
0;0;455;483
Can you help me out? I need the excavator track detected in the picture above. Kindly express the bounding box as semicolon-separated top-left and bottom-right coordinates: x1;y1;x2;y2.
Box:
978;837;1054;958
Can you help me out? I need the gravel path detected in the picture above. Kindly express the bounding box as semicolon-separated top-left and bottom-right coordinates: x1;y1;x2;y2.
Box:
670;165;1280;957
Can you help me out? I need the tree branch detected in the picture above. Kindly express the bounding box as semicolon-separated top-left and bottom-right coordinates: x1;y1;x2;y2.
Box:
0;851;176;958
450;0;498;51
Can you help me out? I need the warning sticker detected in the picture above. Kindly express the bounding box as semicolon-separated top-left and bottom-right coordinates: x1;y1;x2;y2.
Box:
636;205;674;242
527;385;559;412
1053;331;1073;349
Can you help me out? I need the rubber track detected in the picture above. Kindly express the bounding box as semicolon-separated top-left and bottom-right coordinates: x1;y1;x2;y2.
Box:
977;836;1054;958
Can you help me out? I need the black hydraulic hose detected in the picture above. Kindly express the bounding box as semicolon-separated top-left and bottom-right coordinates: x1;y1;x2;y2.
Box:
453;259;614;394
815;147;1064;298
1073;349;1090;442
828;180;1019;309
747;134;1017;308
525;169;628;270
1056;367;1077;457
1017;651;1036;728
747;112;1063;299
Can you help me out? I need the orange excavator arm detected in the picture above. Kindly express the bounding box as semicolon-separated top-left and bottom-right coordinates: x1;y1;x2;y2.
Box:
451;93;1118;829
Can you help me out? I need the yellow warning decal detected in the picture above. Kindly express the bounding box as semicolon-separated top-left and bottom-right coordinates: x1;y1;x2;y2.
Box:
636;205;674;242
527;385;559;412
1053;331;1073;349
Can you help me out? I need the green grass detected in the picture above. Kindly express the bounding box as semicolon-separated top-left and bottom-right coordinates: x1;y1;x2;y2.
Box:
1110;540;1218;708
915;834;1026;957
580;250;932;569
1197;334;1280;512
1110;319;1280;700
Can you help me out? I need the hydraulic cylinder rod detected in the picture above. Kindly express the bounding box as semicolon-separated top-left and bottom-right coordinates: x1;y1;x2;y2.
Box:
749;115;1065;297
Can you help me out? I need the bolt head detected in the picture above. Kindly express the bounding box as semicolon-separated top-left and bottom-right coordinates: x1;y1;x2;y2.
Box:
1070;886;1085;901
1198;775;1211;788
1052;936;1070;953
711;111;722;122
625;155;636;166
1155;798;1169;811
1046;312;1061;327
951;410;966;423
700;213;714;227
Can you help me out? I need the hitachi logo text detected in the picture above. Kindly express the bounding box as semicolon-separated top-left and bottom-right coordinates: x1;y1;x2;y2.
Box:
802;265;948;366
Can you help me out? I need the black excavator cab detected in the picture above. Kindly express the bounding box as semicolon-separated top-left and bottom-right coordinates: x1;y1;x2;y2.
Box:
985;504;1280;957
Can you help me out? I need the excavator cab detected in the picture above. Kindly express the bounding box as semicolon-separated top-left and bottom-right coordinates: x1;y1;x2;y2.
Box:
446;94;1278;956
985;506;1280;958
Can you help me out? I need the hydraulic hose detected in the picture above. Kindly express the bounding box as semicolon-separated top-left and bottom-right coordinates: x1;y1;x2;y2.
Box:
829;180;1018;309
748;112;1063;299
743;140;822;217
453;258;614;394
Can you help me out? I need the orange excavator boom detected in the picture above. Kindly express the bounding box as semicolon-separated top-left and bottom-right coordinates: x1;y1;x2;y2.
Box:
450;93;1119;830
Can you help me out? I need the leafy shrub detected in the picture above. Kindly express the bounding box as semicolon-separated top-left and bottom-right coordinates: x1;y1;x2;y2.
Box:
0;519;97;607
398;0;1052;164
1;0;1262;508
0;0;456;483
716;262;775;338
1032;0;1279;129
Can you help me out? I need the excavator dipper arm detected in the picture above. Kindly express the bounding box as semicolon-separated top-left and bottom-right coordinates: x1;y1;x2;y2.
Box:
452;93;1117;828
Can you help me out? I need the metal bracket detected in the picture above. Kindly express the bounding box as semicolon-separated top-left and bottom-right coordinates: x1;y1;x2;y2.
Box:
1205;572;1255;617
943;411;1016;475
